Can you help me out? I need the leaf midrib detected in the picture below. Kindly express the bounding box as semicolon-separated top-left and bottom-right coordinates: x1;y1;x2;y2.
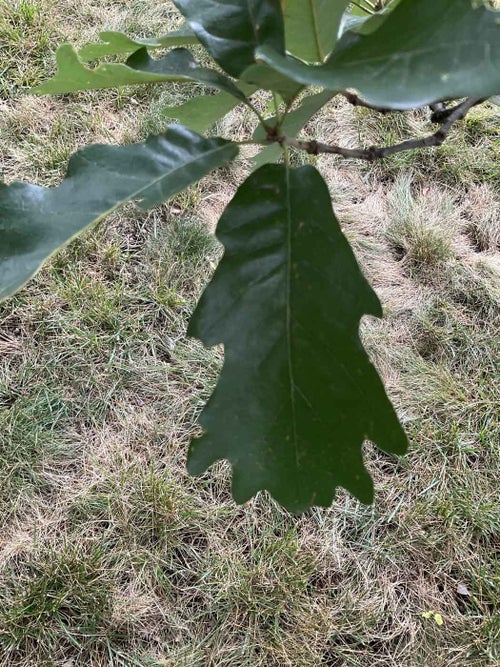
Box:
284;161;301;494
309;0;324;62
78;140;234;214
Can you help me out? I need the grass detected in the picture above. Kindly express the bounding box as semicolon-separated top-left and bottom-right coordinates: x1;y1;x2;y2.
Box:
0;1;499;665
0;0;58;95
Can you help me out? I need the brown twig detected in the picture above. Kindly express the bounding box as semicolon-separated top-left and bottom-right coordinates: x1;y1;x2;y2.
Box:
429;102;446;114
273;97;481;162
430;98;484;124
341;91;397;115
341;93;461;119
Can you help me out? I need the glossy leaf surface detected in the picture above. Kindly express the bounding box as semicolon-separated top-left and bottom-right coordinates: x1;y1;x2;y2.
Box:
78;27;198;61
34;46;246;101
0;126;237;301
282;0;350;62
188;164;407;512
257;0;500;109
173;0;285;77
126;49;248;101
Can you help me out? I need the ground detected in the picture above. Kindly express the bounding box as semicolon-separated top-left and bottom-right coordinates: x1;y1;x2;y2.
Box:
0;1;499;665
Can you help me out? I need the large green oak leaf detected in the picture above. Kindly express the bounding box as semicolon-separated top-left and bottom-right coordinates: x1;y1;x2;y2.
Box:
0;126;237;302
188;164;407;512
172;0;285;78
257;0;500;109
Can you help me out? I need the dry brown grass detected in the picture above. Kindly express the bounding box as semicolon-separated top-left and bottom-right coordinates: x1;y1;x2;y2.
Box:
0;1;499;665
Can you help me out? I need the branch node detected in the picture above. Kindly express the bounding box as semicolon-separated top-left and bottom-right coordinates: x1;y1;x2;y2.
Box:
273;97;482;163
309;140;319;156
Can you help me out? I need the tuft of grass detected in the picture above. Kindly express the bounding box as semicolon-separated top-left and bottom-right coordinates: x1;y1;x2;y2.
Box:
0;544;114;661
0;386;75;524
0;0;59;96
444;260;500;319
388;222;452;274
385;175;458;278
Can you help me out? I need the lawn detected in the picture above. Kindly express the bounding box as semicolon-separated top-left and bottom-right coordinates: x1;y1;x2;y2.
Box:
0;1;499;665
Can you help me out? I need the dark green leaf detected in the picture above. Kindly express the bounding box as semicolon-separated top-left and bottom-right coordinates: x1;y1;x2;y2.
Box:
78;27;198;62
240;62;303;103
257;0;500;109
188;164;407;512
173;0;285;77
126;48;248;101
33;46;246;101
0;126;237;302
282;0;350;62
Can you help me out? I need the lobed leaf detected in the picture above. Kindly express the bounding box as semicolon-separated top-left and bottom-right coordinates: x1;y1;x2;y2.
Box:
256;0;500;109
126;48;248;101
188;164;407;512
33;46;247;101
78;27;198;62
172;0;285;78
0;126;238;302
